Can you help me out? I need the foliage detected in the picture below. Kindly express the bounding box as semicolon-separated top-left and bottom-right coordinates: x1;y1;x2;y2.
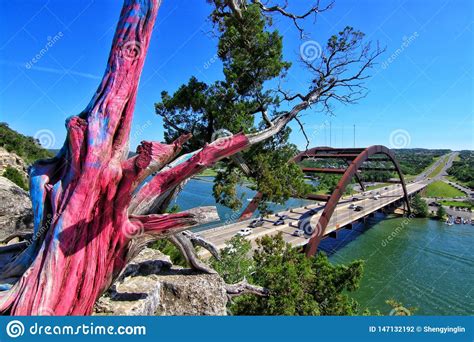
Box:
439;200;473;210
410;194;428;218
155;1;376;212
2;166;28;190
150;204;186;266
214;233;365;315
436;206;447;220
447;151;474;189
423;181;466;198
394;149;449;176
210;235;254;284
427;155;448;178
0;122;54;164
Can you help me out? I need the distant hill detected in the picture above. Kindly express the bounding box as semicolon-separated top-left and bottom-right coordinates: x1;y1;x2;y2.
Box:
0;122;54;164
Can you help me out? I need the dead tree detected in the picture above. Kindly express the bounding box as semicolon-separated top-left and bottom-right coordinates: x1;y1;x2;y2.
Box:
0;0;381;315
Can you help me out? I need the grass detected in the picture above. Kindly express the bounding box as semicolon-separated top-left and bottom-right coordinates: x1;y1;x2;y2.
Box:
366;183;391;191
423;181;466;198
196;168;218;177
427;155;449;178
439;200;474;210
447;175;471;188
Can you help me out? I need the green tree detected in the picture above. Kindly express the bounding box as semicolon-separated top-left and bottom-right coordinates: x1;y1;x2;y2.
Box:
210;235;254;284
2;166;28;190
216;233;365;315
410;194;428;218
436;205;447;220
0;122;54;164
155;1;381;212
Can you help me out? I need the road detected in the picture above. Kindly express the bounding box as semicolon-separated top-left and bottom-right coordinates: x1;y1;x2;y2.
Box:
414;152;451;182
424;152;473;198
199;181;426;254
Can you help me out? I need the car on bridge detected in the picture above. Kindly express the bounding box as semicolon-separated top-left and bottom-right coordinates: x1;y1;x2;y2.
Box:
237;228;252;236
249;218;264;228
354;205;364;212
273;218;285;226
292;229;304;237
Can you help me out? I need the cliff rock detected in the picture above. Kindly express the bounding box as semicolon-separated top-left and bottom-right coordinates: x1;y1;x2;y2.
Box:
0;176;33;241
95;248;228;316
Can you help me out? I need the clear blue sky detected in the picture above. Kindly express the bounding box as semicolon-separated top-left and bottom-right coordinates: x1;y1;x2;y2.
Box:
0;0;472;151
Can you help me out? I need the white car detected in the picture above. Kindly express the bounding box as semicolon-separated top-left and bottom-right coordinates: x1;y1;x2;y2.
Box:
237;228;252;236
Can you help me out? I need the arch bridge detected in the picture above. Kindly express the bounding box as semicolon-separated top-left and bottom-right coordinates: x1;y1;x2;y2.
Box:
293;145;411;256
238;145;414;256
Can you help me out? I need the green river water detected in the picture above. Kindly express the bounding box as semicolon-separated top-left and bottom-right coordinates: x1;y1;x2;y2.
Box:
324;216;474;315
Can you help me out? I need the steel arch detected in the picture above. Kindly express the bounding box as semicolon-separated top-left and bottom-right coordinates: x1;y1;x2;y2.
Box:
302;145;411;256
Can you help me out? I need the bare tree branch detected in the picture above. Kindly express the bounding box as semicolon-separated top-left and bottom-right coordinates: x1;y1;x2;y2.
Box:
252;0;334;38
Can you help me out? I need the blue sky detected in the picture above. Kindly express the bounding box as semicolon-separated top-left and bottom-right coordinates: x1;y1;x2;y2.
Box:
0;0;472;151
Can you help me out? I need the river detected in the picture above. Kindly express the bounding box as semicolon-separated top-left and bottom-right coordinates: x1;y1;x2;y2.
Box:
172;177;474;315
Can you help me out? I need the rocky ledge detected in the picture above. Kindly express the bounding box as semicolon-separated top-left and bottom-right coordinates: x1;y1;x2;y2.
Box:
94;248;228;316
0;176;33;241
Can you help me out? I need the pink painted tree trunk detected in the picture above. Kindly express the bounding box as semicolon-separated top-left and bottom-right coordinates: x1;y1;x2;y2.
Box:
0;0;314;315
0;0;210;315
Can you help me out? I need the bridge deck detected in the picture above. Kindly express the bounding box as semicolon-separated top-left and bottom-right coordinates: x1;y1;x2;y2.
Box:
199;182;427;255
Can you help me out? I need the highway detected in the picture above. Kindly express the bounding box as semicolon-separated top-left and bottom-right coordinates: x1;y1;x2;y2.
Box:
199;181;427;254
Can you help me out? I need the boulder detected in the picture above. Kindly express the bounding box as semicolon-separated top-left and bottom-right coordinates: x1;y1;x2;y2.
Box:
95;248;228;316
0;147;28;180
0;176;33;241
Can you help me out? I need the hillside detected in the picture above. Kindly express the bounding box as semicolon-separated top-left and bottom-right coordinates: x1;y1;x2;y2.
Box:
0;122;54;164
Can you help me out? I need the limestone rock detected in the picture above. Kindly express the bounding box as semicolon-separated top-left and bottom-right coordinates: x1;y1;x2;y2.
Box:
0;176;33;241
0;147;28;180
95;248;228;316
